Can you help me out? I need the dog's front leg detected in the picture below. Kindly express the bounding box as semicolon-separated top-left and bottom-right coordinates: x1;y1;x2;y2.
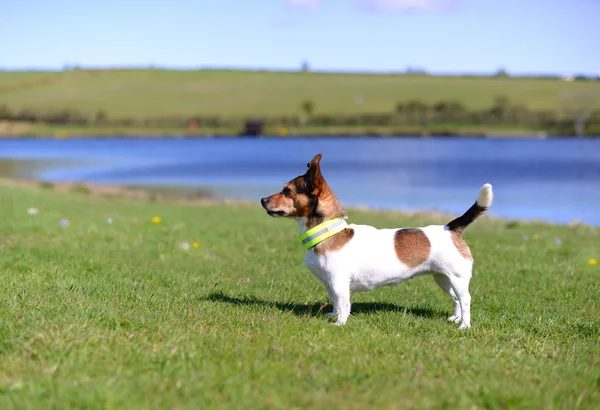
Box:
326;280;351;325
324;284;338;318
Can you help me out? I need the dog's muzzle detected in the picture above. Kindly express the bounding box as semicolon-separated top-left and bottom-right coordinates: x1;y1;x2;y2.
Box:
261;197;285;217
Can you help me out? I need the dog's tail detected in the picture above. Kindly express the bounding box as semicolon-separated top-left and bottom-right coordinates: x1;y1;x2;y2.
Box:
446;184;493;235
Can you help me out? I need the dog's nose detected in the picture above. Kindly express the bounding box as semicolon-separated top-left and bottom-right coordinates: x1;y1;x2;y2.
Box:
261;197;267;207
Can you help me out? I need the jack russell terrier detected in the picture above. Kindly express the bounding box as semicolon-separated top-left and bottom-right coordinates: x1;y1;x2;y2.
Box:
261;154;493;328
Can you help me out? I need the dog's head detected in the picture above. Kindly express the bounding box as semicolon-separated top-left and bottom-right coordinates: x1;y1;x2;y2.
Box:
261;153;346;220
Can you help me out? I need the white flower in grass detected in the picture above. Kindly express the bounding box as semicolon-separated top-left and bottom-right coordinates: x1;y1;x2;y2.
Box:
27;208;39;215
181;242;190;250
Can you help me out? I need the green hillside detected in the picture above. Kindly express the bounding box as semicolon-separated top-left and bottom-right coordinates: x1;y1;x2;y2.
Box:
1;69;598;119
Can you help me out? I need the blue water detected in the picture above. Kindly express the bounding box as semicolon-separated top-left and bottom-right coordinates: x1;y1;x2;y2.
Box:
1;137;599;226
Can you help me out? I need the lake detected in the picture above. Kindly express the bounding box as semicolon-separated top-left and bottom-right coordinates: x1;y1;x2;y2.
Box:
1;137;599;226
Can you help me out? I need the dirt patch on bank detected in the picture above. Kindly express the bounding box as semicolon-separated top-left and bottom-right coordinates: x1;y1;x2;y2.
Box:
0;177;254;206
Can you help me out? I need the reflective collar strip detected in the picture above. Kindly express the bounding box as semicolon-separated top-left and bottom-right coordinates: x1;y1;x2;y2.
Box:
298;217;348;249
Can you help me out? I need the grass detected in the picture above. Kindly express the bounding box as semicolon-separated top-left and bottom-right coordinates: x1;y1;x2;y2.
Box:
1;69;600;119
0;72;58;85
1;183;599;409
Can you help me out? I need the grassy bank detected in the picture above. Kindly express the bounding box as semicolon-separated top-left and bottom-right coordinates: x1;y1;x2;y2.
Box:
1;69;599;118
0;121;547;138
1;182;599;409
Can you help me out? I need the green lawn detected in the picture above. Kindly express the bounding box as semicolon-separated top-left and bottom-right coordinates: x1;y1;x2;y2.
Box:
1;69;599;118
1;184;599;409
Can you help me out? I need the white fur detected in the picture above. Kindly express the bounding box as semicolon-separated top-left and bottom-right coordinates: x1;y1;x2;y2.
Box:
297;184;493;329
477;184;493;208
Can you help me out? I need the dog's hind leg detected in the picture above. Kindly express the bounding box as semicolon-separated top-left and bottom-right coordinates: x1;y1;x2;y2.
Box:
447;273;472;329
433;274;461;323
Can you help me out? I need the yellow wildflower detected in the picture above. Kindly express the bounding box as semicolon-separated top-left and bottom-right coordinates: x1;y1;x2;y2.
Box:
589;258;598;266
152;216;161;224
193;242;200;248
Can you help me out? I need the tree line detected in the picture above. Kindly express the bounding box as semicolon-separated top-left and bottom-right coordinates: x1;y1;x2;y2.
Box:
1;93;599;136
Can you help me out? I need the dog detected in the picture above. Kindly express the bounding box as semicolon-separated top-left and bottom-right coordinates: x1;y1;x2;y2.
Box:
260;153;493;328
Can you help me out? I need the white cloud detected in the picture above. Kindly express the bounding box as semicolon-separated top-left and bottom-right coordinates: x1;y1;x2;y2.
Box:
357;0;460;12
284;0;460;13
286;0;320;10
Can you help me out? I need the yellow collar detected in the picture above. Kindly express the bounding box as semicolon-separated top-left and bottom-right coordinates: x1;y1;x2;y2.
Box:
298;217;348;249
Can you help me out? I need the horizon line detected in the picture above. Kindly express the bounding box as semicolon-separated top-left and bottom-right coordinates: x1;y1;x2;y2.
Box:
1;64;598;78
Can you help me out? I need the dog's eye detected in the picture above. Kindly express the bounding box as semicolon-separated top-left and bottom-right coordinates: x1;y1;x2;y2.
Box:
282;187;292;197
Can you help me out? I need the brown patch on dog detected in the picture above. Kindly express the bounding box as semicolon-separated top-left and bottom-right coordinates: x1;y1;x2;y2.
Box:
394;228;431;268
451;231;473;260
314;228;355;255
305;184;347;230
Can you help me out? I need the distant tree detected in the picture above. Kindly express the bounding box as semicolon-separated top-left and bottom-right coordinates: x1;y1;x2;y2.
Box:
395;102;405;115
494;67;509;78
574;75;590;81
405;100;428;113
559;90;600;136
405;66;428;76
404;100;429;126
447;101;466;120
430;100;467;123
16;107;38;122
506;105;532;125
301;61;310;73
0;104;12;120
405;100;428;120
432;101;449;122
433;101;449;114
95;109;108;125
301;100;314;117
490;95;511;122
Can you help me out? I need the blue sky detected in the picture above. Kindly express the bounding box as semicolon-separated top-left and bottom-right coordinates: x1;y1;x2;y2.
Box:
2;0;599;75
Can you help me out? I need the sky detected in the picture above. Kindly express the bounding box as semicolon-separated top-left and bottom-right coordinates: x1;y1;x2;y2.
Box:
2;0;599;75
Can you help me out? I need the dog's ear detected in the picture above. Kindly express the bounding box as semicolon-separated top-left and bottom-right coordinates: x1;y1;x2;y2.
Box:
306;153;324;193
306;153;322;169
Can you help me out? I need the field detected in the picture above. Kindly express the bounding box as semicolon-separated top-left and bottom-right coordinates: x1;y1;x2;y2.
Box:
1;69;600;119
1;183;599;409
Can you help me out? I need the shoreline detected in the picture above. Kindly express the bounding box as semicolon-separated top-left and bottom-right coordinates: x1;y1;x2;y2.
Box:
2;176;595;229
0;121;573;139
0;130;587;140
0;133;559;140
1;127;597;140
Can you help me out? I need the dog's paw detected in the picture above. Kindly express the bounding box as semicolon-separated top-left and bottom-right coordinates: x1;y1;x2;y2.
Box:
458;323;471;330
448;315;461;323
334;314;349;326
